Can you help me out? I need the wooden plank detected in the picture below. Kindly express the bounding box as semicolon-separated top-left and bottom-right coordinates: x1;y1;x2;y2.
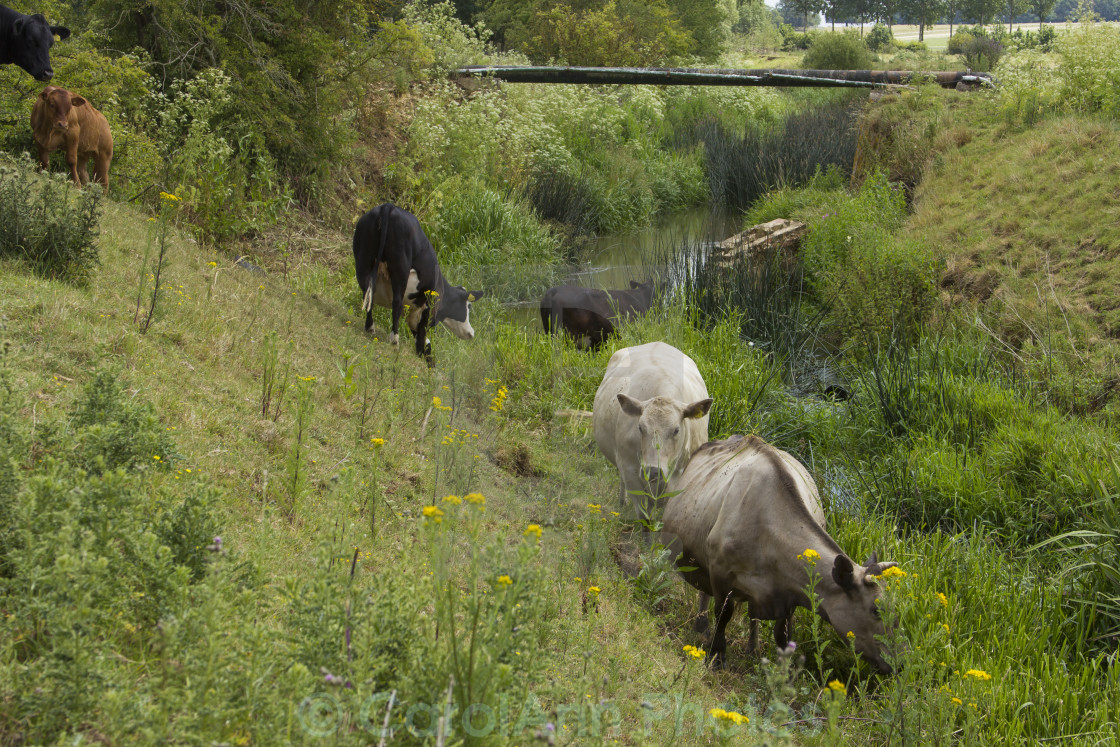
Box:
713;218;808;266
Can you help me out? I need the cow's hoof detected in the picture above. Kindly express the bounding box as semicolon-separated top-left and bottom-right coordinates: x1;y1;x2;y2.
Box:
365;323;374;333
706;652;727;670
389;332;399;345
693;614;710;635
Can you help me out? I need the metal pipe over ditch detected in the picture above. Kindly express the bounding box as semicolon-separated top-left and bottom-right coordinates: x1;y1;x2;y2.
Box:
453;66;995;89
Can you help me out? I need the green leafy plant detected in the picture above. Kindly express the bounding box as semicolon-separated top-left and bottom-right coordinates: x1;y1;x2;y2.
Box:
0;160;102;283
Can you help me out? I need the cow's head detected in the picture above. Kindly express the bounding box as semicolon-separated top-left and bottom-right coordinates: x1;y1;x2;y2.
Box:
432;286;484;340
38;86;83;131
617;393;713;497
819;553;898;674
8;14;70;82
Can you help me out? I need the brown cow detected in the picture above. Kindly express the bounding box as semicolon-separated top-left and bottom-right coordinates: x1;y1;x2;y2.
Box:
31;86;113;194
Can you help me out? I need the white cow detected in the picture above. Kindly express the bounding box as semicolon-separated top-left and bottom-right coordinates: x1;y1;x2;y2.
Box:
593;341;713;529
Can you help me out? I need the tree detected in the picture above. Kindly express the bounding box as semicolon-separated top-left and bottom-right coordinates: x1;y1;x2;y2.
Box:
1028;0;1059;25
1005;0;1027;29
963;0;1002;24
525;0;695;64
821;0;845;29
668;0;738;58
879;0;902;29
780;0;824;29
903;0;945;38
945;0;961;34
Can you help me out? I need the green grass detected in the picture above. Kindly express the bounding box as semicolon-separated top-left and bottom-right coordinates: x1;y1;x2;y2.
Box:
7;31;1120;743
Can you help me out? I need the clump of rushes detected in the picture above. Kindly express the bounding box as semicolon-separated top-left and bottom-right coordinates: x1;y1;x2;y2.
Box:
281;375;316;521
259;330;292;420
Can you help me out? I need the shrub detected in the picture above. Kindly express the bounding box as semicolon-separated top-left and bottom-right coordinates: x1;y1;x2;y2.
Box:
1055;24;1120;117
0;160;102;283
962;36;1004;72
946;31;975;55
865;23;895;52
0;367;222;741
779;23;813;50
800;172;938;348
802;30;874;70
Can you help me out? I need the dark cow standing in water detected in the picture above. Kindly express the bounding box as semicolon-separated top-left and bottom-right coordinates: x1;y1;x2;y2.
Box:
540;280;655;349
352;203;483;363
0;5;69;81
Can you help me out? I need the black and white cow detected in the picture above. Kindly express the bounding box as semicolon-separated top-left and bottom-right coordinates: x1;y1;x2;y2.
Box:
0;4;69;82
353;203;483;363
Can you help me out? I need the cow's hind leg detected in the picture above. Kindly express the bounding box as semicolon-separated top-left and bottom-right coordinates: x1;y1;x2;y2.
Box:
706;587;737;669
694;592;711;634
773;609;794;650
412;304;433;365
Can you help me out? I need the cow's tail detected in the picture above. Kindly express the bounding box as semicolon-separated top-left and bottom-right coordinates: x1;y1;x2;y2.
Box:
361;203;394;314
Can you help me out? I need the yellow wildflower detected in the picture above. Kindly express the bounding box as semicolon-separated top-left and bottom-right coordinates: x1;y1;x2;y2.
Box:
876;566;908;580
797;548;820;566
422;506;444;523
443;494;462;505
497;575;512;587
951;697;962;705
683;645;706;660
370;437;385;447
588;586;601;598
524;524;542;540
846;630;855;641
827;680;847;696
936;592;948;607
964;669;992;681
708;708;748;725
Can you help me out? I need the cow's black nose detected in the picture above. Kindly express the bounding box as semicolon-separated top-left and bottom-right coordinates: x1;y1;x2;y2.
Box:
39;70;54;81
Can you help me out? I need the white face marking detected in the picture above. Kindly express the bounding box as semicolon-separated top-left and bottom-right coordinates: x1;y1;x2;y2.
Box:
441;303;474;340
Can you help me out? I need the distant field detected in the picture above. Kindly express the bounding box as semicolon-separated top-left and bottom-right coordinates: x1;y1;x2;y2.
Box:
820;21;1102;51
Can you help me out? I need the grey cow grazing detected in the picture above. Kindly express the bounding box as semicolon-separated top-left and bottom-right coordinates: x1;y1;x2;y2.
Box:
593;341;713;531
662;435;898;673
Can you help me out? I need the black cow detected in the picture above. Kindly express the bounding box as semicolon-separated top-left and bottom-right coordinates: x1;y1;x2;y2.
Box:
540;280;655;350
353;203;483;363
0;5;69;81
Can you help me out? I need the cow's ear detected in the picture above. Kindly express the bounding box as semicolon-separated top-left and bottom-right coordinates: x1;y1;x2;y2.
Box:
681;398;713;419
51;26;71;41
629;281;641;289
832;554;856;591
13;16;25;34
71;96;87;107
617;393;643;417
467;290;483;302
